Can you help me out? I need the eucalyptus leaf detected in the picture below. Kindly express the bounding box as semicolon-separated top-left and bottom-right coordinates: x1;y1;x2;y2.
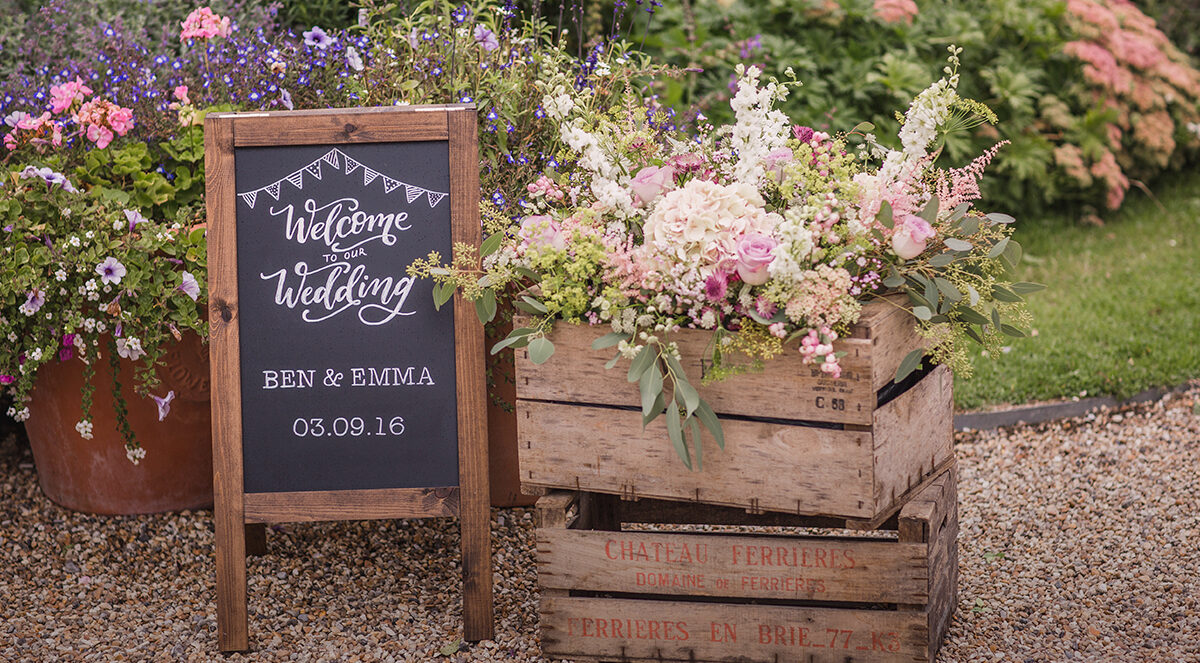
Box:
987;212;1015;224
955;306;990;326
958;217;980;235
520;295;549;313
592;332;630;350
627;344;655;383
924;279;939;308
934;277;962;302
944;238;973;252
967;284;980;306
948;202;970;222
688;418;703;471
991;308;1002;327
1010;282;1047;294
474;288;497;324
677;377;700;417
988;236;1010;259
666;406;691;470
695;400;724;450
883;273;906;288
433;282;455;310
642;391;666;428
605;352;622;370
514;266;542;282
912;305;933;321
527;337;555;365
929;252;957;268
895;349;924;383
878;200;894;229
964;325;984;344
999;323;1027;338
1002;239;1023;269
479;231;504;257
640;364;664;417
919;194;940;223
991;285;1024;303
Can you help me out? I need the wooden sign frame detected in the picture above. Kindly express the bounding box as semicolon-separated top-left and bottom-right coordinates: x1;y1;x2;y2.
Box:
204;105;492;652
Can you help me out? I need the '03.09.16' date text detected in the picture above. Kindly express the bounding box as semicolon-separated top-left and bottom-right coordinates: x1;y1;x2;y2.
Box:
291;416;406;438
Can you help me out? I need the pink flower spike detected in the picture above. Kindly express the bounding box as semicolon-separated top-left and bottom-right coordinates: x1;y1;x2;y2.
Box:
152;391;175;422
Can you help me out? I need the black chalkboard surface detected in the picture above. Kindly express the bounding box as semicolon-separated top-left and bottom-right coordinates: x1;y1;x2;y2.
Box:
233;142;457;493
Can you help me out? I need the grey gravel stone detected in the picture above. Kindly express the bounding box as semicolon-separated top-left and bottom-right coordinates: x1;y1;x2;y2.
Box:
0;383;1197;661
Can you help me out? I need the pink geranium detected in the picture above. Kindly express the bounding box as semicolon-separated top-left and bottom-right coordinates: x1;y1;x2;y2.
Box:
181;7;232;41
49;78;93;114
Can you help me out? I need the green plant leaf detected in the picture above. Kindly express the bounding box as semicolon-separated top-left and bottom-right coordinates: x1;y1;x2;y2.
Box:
480;231;503;257
967;284;981;306
490;327;535;354
991;285;1024;302
919;194;940;223
433;282;455;309
1010;282;1047;294
895;349;924;383
929;252;957;267
640;363;664;417
592;332;630;350
676;376;700;417
474;289;497;324
666;405;691;470
642;391;666;428
694;399;724;450
935;277;962;302
878;200;894;228
987;212;1015;224
964;325;985;344
958;216;981;235
955;306;990;326
439;640;462;656
883;273;905;288
527;337;555;364
948;202;970;222
688;418;703;471
627;344;655;383
912;305;933;321
605;352;622;370
988;236;1010;259
944;238;972;252
999;323;1027;338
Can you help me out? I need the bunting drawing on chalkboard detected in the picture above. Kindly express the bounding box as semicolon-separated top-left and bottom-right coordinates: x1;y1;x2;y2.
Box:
236;148;449;210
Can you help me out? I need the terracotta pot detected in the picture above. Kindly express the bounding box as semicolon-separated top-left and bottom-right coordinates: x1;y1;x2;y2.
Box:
486;317;537;508
23;334;213;515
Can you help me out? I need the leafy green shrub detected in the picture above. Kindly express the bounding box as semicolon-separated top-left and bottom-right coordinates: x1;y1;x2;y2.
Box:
1134;0;1200;55
641;0;1200;217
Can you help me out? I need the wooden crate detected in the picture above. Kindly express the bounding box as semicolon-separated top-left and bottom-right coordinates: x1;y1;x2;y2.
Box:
534;462;958;663
515;298;953;524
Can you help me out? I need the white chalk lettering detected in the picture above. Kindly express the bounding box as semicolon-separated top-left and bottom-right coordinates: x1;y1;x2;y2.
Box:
271;197;411;253
260;260;417;325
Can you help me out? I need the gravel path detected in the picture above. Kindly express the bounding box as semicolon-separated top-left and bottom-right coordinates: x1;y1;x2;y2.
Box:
1;385;1197;662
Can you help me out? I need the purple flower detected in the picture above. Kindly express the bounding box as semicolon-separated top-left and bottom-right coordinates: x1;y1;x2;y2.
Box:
303;26;335;50
793;125;815;144
124;209;149;232
3;225;12;233
19;165;78;192
178;271;200;301
3;111;28;128
0;375;14;385
152;391;175;421
62;333;75;347
280;89;294;111
96;256;127;285
59;347;74;361
19;289;45;316
473;25;499;51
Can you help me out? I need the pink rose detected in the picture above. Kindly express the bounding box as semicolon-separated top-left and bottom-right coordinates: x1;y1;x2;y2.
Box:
763;148;793;182
517;215;565;251
735;233;778;285
629;165;674;206
891;214;935;260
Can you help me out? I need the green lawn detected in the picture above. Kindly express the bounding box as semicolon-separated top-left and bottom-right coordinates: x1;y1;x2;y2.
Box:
953;171;1200;410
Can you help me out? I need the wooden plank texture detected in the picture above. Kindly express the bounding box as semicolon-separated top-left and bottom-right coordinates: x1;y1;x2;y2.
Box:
873;366;954;511
537;529;928;604
206;114;249;653
228;106;450;146
448;106;495;643
540;596;929;663
515;296;921;427
243;487;459;522
519;401;876;518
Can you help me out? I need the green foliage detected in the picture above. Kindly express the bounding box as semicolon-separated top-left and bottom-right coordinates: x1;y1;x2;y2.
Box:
639;0;1200;218
275;0;360;31
955;171;1200;409
0;171;207;458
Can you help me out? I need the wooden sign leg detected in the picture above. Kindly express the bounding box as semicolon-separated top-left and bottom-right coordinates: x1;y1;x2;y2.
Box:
215;495;249;651
460;478;494;641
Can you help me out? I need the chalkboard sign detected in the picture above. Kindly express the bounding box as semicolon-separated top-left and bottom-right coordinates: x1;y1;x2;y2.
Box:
205;106;492;652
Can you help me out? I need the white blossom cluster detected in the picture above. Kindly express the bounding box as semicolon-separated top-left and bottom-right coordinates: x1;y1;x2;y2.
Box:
724;65;791;185
896;77;957;161
126;446;146;465
116;337;144;360
8;406;30;422
769;208;817;282
541;86;575;120
75;419;94;439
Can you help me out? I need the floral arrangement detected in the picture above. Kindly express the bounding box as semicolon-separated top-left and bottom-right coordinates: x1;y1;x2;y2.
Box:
0;167;207;463
416;48;1042;468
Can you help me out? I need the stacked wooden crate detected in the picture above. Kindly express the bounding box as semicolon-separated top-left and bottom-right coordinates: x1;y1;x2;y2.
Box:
517;298;960;662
